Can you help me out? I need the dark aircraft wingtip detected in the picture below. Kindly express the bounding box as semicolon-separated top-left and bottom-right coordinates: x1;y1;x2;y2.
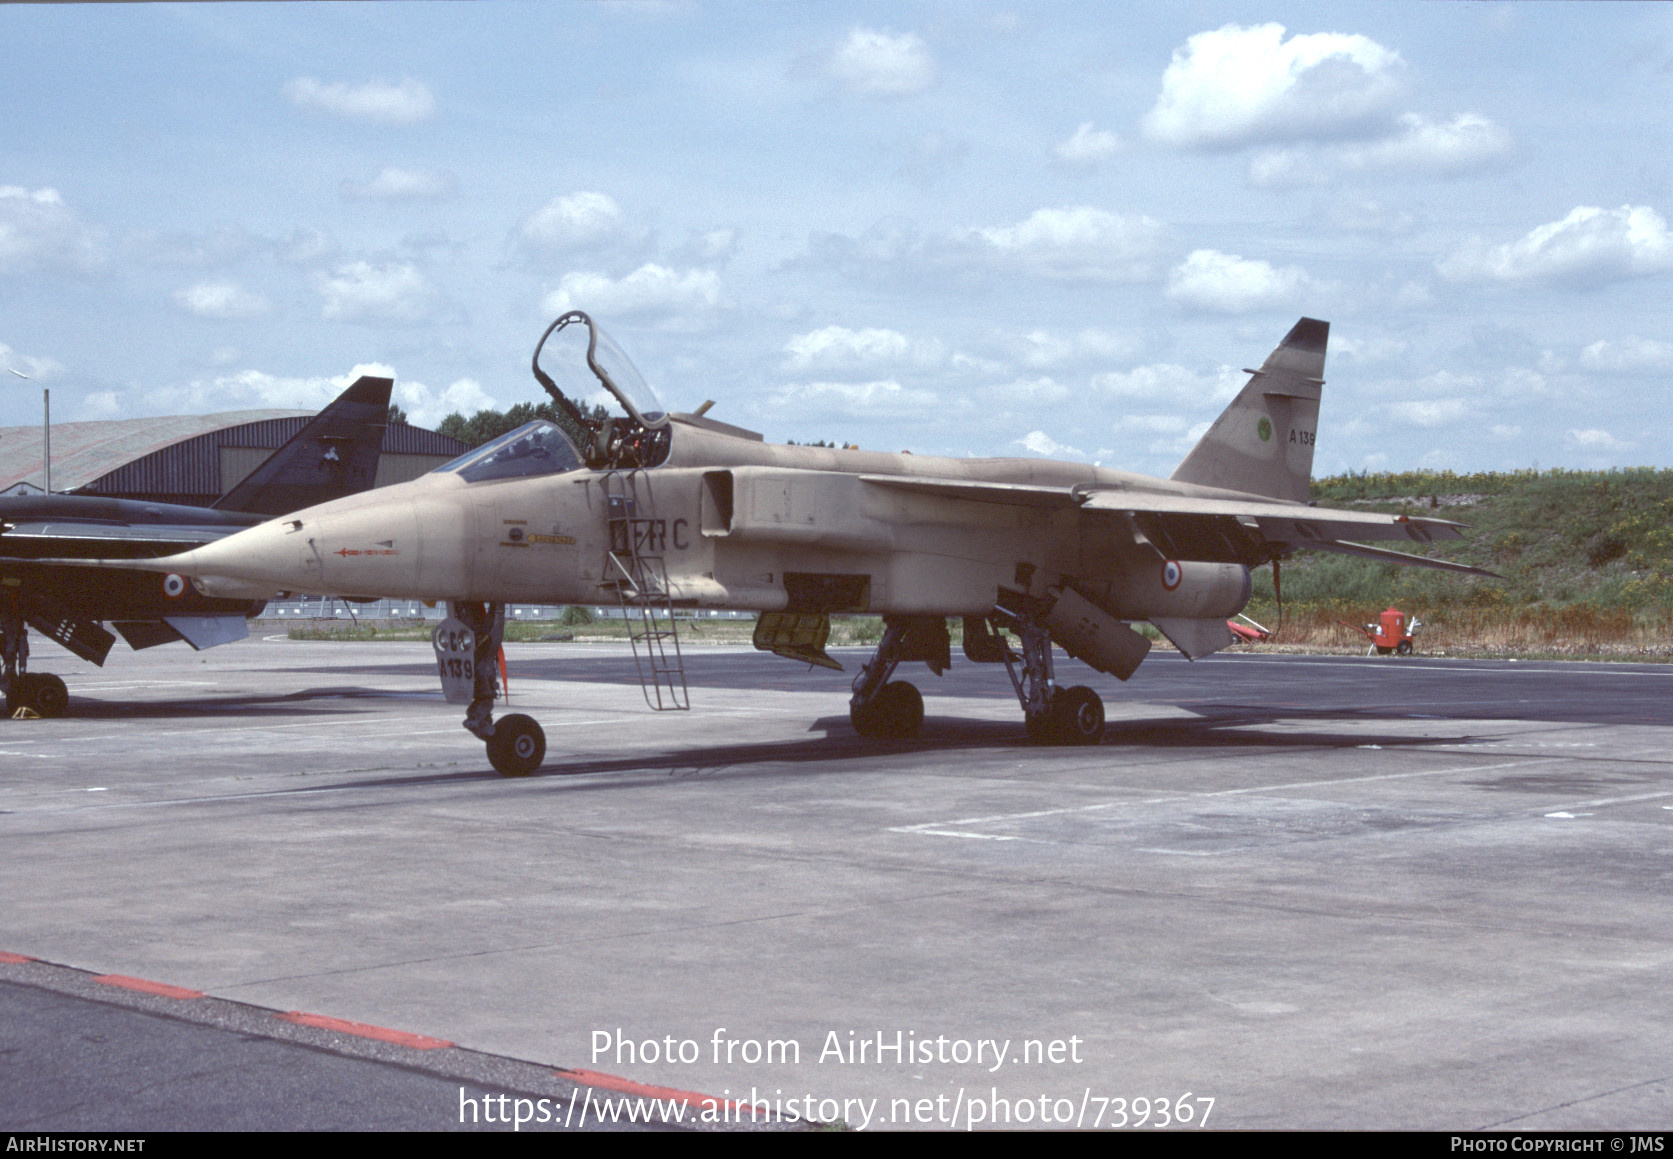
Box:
338;375;395;407
1281;317;1330;353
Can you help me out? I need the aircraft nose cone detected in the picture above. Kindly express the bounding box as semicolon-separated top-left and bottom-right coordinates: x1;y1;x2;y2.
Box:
172;493;434;599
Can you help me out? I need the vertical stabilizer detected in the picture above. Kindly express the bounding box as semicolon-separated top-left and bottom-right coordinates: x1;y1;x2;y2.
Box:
1170;318;1327;503
212;375;393;515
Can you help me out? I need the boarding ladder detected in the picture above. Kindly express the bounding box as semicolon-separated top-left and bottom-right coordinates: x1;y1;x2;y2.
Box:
600;470;690;711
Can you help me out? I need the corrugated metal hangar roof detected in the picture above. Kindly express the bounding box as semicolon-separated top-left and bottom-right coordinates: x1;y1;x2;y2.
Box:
0;410;470;507
0;410;307;494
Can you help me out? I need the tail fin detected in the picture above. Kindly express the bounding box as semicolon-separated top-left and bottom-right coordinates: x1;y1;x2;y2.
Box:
212;375;393;515
1170;318;1327;503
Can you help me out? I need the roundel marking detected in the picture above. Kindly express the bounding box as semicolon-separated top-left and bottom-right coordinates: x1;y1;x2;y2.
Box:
162;573;188;599
1256;417;1273;443
1161;560;1183;591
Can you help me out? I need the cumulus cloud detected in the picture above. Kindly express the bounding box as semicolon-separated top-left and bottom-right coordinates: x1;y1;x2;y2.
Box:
1143;23;1403;149
1250;112;1512;186
0;186;103;273
1567;428;1626;451
1014;430;1084;458
1439;205;1673;287
1054;122;1122;166
520;191;633;255
826;28;936;97
1578;337;1673;373
969;207;1168;282
317;261;437;324
395;376;500;429
1386;398;1471;428
768;378;938;421
340;167;457;200
1013;328;1138;369
95;362;401;419
283;77;436;124
782;325;943;371
541;263;722;324
1165;248;1315;313
672;228;737;265
1090;362;1245;406
173;280;270;320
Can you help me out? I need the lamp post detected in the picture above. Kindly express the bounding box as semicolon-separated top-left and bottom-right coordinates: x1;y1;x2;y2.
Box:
6;367;47;493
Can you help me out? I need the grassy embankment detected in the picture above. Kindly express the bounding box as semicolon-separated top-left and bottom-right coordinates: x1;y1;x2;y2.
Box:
1244;467;1673;658
287;468;1673;659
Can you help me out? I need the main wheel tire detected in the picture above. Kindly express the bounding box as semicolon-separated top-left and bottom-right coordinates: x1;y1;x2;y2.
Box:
1395;640;1413;656
28;673;68;718
849;699;883;737
877;680;923;737
851;681;924;738
1054;685;1105;745
487;713;546;776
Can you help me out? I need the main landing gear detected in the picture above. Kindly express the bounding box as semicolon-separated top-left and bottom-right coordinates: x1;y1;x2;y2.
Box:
846;606;1105;746
453;600;546;776
991;599;1104;746
1;603;68;719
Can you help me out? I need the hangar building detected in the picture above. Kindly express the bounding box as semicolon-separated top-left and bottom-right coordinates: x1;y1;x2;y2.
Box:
0;410;469;505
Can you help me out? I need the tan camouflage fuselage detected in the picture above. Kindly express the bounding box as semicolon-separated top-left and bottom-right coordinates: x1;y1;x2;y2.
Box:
175;416;1260;624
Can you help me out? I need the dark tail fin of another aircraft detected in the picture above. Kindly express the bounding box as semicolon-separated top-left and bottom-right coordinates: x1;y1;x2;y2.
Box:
1170;318;1327;504
212;375;394;516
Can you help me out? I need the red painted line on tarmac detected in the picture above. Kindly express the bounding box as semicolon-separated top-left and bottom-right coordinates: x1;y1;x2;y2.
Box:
275;1011;454;1050
555;1067;752;1111
93;974;204;1000
0;952;35;964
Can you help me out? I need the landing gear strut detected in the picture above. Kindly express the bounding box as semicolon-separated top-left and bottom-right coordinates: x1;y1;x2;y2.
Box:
1;602;67;719
992;598;1104;746
849;616;945;738
452;600;546;776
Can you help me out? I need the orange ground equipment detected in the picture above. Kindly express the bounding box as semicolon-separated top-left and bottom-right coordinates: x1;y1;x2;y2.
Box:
1339;607;1419;656
1227;613;1274;644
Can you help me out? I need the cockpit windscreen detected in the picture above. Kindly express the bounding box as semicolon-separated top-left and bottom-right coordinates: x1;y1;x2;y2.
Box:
433;421;583;483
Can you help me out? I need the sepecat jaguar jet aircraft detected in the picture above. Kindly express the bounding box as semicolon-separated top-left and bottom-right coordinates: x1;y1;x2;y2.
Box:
103;311;1492;774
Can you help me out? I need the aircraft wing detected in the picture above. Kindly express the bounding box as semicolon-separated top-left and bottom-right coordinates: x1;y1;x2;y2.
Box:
0;521;235;560
858;474;1487;570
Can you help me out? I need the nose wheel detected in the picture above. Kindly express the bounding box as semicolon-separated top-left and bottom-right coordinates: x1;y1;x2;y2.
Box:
487;713;546;777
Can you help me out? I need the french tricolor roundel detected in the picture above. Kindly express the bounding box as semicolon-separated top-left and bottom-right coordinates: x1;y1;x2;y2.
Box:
1161;560;1183;591
162;573;188;599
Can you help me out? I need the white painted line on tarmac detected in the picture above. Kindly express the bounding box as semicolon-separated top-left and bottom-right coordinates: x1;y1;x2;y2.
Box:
888;759;1537;839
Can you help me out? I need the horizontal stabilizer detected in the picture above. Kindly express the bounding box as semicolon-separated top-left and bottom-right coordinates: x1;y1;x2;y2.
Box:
1150;617;1236;661
1303;539;1500;578
164;615;249;651
113;620;185;651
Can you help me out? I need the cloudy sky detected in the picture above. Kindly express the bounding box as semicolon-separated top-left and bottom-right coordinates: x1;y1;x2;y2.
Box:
3;2;1672;477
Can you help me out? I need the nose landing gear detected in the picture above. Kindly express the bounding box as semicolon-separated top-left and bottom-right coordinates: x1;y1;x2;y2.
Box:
448;600;548;776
